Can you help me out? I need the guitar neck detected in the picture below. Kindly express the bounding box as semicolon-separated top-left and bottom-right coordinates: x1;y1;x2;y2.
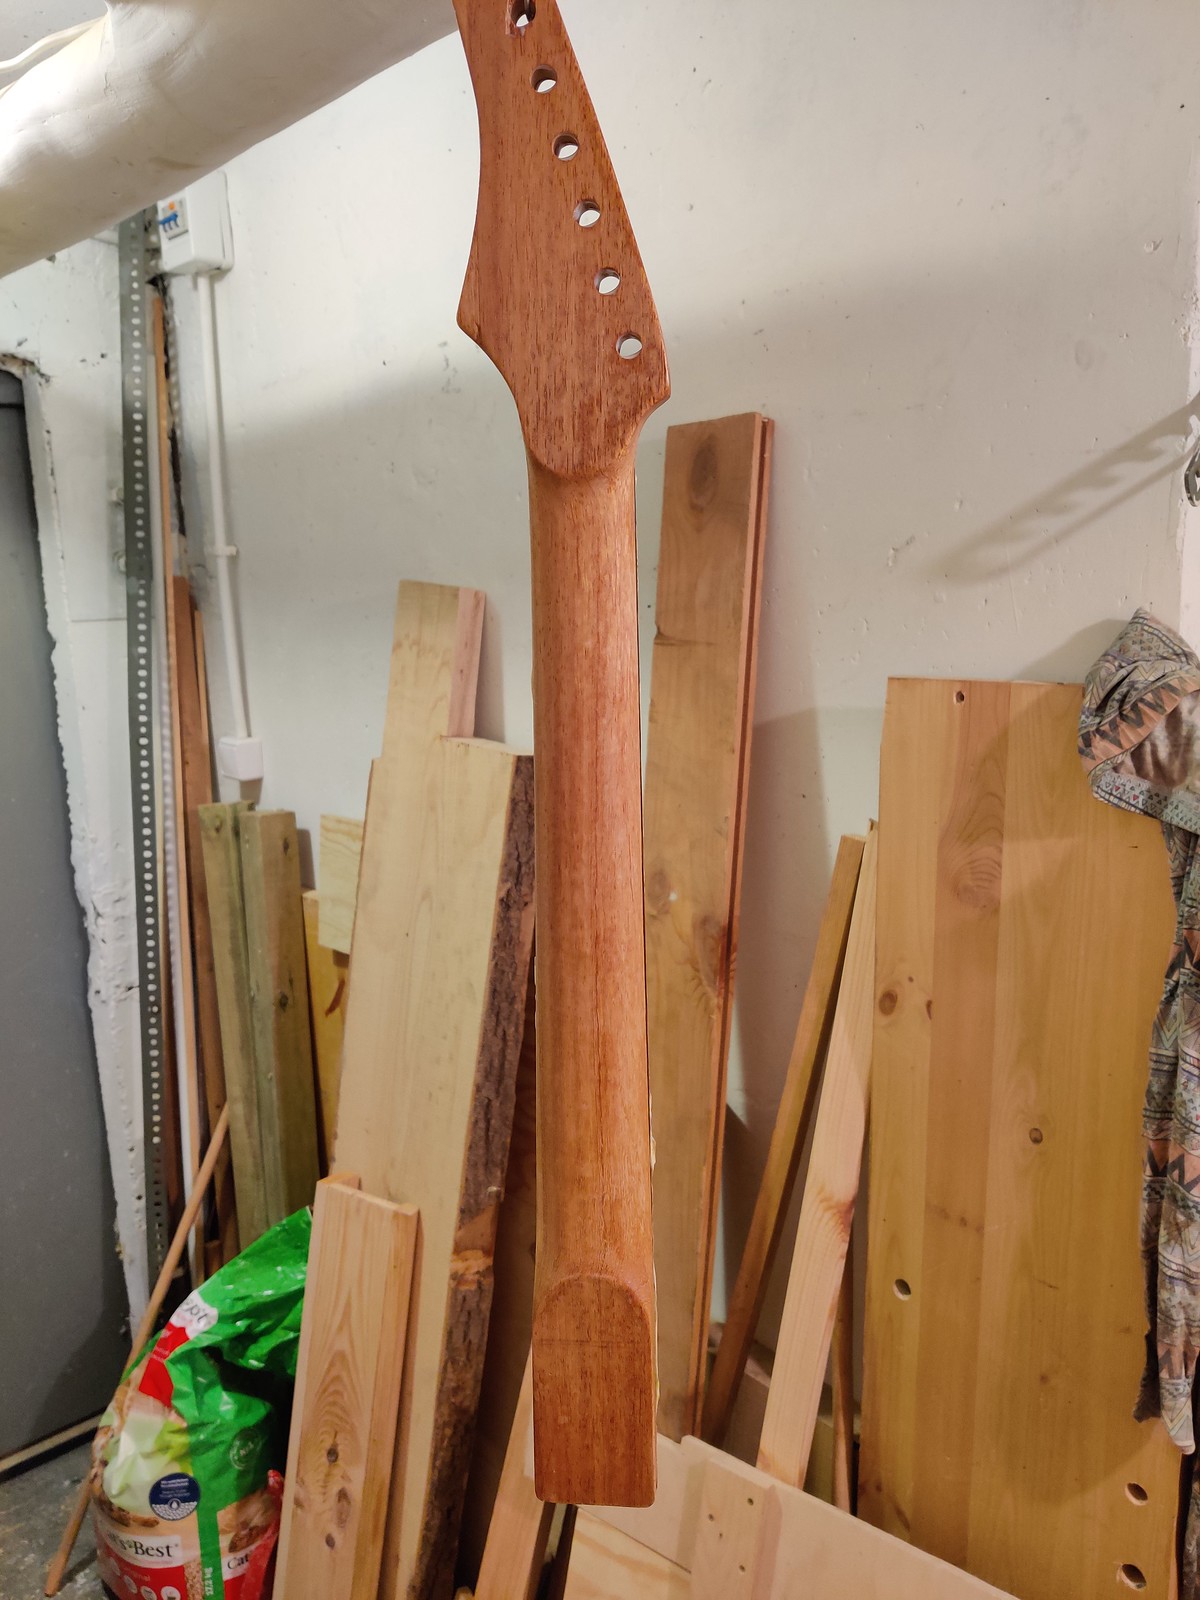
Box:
527;449;657;1508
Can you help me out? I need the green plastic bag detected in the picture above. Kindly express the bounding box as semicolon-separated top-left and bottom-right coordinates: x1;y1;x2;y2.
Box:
93;1209;311;1600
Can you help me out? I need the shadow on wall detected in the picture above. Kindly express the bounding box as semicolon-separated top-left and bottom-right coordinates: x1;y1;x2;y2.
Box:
936;395;1200;586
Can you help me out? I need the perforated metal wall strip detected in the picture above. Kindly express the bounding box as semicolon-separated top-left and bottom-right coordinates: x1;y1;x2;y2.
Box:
119;212;170;1287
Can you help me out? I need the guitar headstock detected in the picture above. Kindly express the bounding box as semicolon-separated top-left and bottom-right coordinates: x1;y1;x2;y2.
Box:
454;0;670;479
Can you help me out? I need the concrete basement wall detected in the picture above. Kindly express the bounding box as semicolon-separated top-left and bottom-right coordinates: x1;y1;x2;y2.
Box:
168;0;1200;1343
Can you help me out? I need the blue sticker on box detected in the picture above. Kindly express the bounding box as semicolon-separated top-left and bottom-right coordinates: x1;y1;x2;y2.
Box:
149;1472;200;1521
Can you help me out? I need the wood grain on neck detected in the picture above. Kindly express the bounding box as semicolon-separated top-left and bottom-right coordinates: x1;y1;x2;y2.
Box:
454;0;669;1507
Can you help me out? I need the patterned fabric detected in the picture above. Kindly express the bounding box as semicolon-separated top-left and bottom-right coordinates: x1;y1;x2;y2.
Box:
1081;610;1200;1595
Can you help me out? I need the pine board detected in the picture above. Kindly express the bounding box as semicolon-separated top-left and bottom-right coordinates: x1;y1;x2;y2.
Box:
583;1434;1015;1600
756;829;877;1488
565;1514;690;1600
302;889;348;1172
172;577;237;1260
474;1355;553;1600
318;814;364;956
703;834;864;1444
276;1178;418;1600
334;582;534;1600
239;809;321;1221
646;412;771;1439
860;678;1178;1600
199;802;270;1244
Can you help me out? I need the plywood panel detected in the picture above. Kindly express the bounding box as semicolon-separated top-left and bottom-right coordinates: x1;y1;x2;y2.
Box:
646;412;771;1440
860;678;1178;1600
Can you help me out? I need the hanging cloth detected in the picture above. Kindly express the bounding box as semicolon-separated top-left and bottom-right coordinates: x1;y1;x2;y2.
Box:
1080;608;1200;1591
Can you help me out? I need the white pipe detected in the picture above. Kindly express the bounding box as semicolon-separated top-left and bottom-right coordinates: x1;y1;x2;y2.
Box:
195;272;249;742
0;0;454;278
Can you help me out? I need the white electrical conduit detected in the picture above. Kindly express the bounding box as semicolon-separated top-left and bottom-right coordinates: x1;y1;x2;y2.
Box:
194;273;249;743
0;0;455;278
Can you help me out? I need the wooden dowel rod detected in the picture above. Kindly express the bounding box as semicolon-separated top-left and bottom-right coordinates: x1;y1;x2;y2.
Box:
44;1104;231;1595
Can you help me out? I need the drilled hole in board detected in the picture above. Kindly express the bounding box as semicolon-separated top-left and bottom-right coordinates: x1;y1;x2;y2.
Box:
1119;1565;1146;1591
616;333;643;360
531;65;557;91
1125;1483;1148;1506
894;1278;912;1300
511;0;535;29
596;268;621;295
954;689;966;703
575;199;601;228
554;133;580;160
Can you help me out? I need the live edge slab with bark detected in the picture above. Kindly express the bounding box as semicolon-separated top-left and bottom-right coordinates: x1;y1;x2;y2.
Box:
334;582;535;1600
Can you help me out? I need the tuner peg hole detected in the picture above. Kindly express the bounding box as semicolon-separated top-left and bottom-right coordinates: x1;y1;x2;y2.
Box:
616;333;643;360
596;269;621;295
511;0;535;30
574;200;601;228
554;134;580;161
531;66;557;91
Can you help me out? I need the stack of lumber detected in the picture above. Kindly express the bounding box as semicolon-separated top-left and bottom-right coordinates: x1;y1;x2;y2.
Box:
330;581;535;1600
199;803;321;1243
265;485;1185;1600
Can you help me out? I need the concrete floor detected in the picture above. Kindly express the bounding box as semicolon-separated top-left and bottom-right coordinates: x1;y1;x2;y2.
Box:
0;1442;106;1598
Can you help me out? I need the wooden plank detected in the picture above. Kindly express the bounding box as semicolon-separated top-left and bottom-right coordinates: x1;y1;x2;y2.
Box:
830;1240;854;1513
689;1461;779;1600
646;412;770;1441
152;292;202;1265
461;962;539;1583
275;1178;418;1600
0;1414;102;1479
586;1435;1016;1600
301;889;348;1172
199;802;270;1244
334;581;535;1600
172;577;238;1262
475;1355;553;1600
756;828;877;1487
239;809;321;1221
703;835;864;1444
318;814;364;955
860;678;1179;1600
565;1514;691;1600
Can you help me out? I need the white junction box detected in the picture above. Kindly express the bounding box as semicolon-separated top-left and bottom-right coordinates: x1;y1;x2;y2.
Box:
157;171;234;275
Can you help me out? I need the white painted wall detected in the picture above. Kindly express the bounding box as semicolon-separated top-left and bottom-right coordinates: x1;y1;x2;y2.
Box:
169;0;1200;1343
0;241;145;1314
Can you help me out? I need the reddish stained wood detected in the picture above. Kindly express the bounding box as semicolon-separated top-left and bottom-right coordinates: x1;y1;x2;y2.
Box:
455;0;669;1507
